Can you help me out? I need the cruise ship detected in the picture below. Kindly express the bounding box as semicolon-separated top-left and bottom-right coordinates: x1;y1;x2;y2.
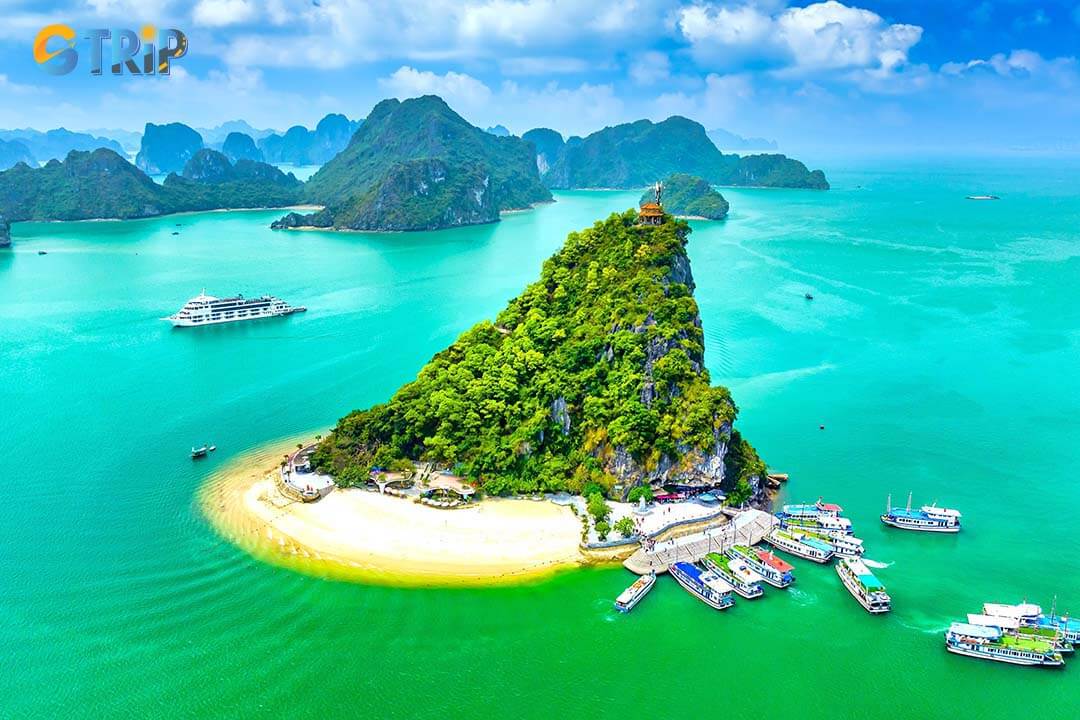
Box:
702;552;763;599
763;528;834;563
669;562;736;610
880;493;961;532
165;291;306;327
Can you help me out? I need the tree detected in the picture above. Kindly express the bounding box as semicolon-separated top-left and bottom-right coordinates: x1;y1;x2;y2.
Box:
586;492;610;523
627;484;654;503
595;520;611;541
614;516;635;538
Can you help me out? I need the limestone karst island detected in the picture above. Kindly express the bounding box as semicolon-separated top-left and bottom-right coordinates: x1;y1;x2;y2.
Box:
5;3;1079;719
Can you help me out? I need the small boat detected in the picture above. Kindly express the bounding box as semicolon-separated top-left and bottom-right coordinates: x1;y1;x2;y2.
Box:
966;195;1000;201
669;562;735;610
836;557;890;613
778;513;854;537
945;622;1063;667
880;493;961;532
729;545;794;588
38;250;47;255
804;292;814;301
171;231;180;235
614;572;656;612
190;444;216;459
703;552;763;599
763;528;834;563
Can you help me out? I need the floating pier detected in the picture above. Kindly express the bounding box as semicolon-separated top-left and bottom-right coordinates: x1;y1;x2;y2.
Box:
623;509;778;575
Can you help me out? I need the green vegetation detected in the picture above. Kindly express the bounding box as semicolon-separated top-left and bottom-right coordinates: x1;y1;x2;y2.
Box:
541;116;828;190
614;516;635;537
290;96;551;231
595;520;611;541
587;492;611;523
312;210;764;500
627;484;654;503
644;174;729;220
0;148;302;223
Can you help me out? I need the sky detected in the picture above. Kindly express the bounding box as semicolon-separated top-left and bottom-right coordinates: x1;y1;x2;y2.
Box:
2;0;1080;155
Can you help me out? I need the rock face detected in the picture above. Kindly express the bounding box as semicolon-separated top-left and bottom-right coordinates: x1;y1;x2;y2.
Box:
644;174;730;220
258;113;360;165
540;115;828;190
271;209;333;230
312;210;765;503
485;125;511;137
0;128;124;163
522;128;564;176
0;215;10;248
164;150;303;210
290;96;551;232
221;132;264;163
135;123;204;174
0;139;35;171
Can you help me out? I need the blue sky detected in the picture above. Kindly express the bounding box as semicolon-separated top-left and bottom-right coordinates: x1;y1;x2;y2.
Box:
2;1;1079;154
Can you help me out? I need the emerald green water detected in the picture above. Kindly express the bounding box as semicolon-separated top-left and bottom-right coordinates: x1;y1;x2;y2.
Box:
2;157;1078;718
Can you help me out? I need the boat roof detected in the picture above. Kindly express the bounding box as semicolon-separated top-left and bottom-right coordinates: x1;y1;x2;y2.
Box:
1037;616;1080;631
921;505;961;517
673;561;702;580
817;501;843;512
755;549;793;572
950;622;1002;639
699;570;734;593
615;575;653;603
967;613;1021;630
801;537;833;553
886;507;931;519
782;503;820;514
983;602;1042;618
844;558;884;590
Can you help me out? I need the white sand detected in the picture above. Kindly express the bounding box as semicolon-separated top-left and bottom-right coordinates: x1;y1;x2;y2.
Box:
201;443;586;586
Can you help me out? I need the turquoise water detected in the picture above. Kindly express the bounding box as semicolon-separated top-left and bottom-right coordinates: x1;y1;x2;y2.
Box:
2;157;1078;718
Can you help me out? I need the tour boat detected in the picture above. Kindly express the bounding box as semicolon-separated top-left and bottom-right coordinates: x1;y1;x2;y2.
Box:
778;513;854;537
985;602;1080;644
780;498;843;519
880;493;961;532
702;552;763;599
669;562;735;610
614;572;656;613
166;290;306;327
729;545;794;588
836;557;891;613
967;614;1074;654
945;623;1064;667
763;528;834;563
791;528;864;557
191;444;215;459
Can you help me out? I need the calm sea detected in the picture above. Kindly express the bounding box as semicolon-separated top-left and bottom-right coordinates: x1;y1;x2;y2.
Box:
2;155;1077;718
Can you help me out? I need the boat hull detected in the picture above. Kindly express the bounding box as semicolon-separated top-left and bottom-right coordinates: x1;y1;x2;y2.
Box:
669;565;734;611
880;515;960;533
945;643;1063;667
763;534;833;564
836;562;890;614
614;575;655;613
167;308;305;327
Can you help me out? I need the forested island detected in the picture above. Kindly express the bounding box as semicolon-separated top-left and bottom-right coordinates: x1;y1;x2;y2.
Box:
528;116;828;190
312;209;766;505
275;96;551;232
645;174;729;220
0;148;301;222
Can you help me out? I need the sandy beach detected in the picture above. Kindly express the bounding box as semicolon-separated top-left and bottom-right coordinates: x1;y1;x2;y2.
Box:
200;441;586;586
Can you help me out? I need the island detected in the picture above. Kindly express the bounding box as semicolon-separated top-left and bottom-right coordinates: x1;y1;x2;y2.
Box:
0;139;35;170
0;148;303;223
533;115;829;190
643;174;729;220
257;113;360;165
0;127;124;163
275;96;551;232
205;206;769;585
135;122;204;174
220;132;264;163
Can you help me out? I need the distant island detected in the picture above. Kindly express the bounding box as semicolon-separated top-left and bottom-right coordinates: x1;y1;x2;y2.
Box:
707;128;778;152
0;128;125;164
0;148;302;222
528;117;828;190
312;208;765;504
644;174;729;220
258;114;360;165
274;96;551;232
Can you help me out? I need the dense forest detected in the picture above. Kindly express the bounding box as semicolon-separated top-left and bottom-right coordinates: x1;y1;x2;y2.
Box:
312;210;764;503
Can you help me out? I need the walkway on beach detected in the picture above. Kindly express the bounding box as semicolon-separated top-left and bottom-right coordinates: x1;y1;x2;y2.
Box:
624;509;778;575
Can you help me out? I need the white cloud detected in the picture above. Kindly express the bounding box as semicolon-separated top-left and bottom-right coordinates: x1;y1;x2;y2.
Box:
940;50;1079;82
629;51;672;85
500;56;592;76
678;1;923;76
378;66;494;110
193;0;257;27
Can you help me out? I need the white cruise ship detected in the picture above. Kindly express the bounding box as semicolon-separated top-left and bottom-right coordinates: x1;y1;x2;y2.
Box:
165;291;306;327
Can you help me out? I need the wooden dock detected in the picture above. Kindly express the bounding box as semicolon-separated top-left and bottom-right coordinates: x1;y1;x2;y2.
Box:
623;509;778;575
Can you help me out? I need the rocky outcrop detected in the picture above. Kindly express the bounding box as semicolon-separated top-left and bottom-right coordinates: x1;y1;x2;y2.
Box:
522;128;564;177
0;215;10;247
136;123;203;174
221;132;264;163
0;139;35;171
258;113;360;165
271;209;333;229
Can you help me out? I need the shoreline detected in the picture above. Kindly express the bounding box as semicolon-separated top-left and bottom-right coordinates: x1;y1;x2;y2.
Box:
199;439;589;587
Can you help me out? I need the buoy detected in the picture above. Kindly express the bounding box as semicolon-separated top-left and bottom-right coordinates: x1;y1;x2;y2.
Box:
819;424;825;430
